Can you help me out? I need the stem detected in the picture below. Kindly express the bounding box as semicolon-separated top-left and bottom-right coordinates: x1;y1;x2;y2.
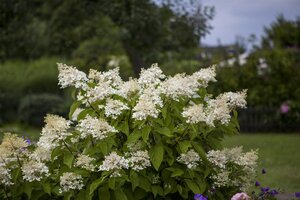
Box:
3;186;9;199
90;135;95;147
87;101;101;117
62;140;74;156
175;125;190;143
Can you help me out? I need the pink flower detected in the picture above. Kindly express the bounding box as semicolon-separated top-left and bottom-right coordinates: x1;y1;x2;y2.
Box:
280;102;290;114
231;192;250;200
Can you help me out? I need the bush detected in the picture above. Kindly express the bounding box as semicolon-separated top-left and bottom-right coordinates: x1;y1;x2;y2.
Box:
0;63;258;199
0;57;65;123
18;93;68;126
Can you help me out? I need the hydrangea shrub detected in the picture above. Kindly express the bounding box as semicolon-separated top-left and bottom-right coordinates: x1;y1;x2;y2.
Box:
0;63;258;199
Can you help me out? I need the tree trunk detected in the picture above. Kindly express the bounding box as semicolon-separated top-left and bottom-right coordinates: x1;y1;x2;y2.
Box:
123;41;145;77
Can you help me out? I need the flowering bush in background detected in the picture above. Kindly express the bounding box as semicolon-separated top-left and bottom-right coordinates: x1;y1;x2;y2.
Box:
0;63;257;199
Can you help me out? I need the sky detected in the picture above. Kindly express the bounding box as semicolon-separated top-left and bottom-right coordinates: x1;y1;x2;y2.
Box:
201;0;300;46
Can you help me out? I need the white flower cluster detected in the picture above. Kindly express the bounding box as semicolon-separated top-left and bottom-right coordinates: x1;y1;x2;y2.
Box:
207;147;258;189
182;104;206;124
89;68;123;87
127;150;151;171
37;114;71;151
192;65;216;87
182;90;247;126
76;115;117;140
138;63;165;87
59;172;84;193
159;66;216;101
21;160;49;182
56;63;223;122
177;149;201;169
132;86;163;120
30;146;52;162
117;78;140;98
104;99;129;119
85;82;114;103
0;166;12;186
0;133;29;186
57;63;88;89
99;152;129;177
75;154;96;171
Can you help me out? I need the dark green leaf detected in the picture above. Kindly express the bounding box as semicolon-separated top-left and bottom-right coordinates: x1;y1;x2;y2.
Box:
179;140;192;153
98;187;110;200
156;127;173;137
42;181;51;195
23;183;32;199
171;168;184;177
150;144;164;171
89;178;104;195
130;171;139;191
185;179;201;194
151;185;163;198
114;189;128;200
126;130;141;144
63;150;74;168
141;126;151;142
69;101;81;120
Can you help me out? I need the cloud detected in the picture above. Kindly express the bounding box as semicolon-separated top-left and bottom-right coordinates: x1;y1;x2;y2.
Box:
202;0;300;45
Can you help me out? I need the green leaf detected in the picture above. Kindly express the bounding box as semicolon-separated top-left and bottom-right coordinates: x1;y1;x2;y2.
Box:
137;176;151;192
64;192;72;200
114;189;128;200
51;147;62;160
185;180;201;194
108;178;115;189
75;189;87;200
126;130;141;144
179;140;192;153
69;101;81;120
98;187;110;200
77;108;94;121
151;185;163;198
191;142;207;160
98;141;108;155
156;127;173;137
130;171;139;191
119;121;129;136
162;106;168;119
89;178;104;195
150;144;164;171
171;168;184;177
63;151;74;168
23;183;32;199
141;126;151;142
42;181;51;195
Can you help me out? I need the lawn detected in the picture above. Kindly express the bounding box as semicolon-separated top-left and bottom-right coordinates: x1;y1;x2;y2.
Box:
223;133;300;194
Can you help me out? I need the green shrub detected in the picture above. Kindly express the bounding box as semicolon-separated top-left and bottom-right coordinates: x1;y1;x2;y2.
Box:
0;63;258;200
18;93;68;126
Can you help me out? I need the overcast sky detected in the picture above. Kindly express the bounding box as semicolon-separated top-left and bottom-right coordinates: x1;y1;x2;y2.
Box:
201;0;300;46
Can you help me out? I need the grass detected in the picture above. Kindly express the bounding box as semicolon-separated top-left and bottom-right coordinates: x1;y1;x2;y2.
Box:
0;123;41;141
223;133;300;193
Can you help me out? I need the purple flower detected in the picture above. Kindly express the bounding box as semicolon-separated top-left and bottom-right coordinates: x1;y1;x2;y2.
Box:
262;169;266;174
261;187;270;193
255;181;260;187
295;192;300;198
270;190;279;196
194;194;207;200
280;103;290;114
25;138;32;145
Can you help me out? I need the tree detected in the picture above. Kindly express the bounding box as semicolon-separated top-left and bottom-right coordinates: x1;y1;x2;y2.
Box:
0;0;214;76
